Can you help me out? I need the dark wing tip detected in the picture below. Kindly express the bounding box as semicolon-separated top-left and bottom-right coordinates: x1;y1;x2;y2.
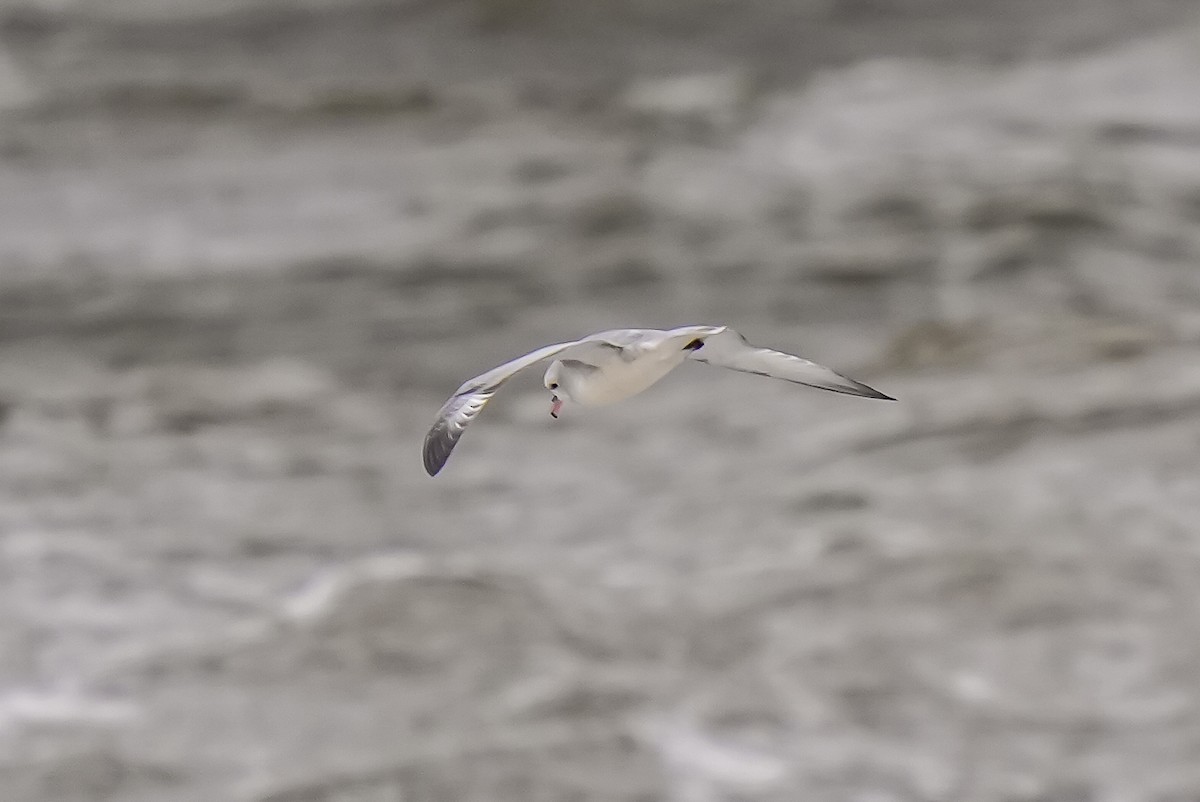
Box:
422;422;455;476
849;379;896;401
421;384;499;477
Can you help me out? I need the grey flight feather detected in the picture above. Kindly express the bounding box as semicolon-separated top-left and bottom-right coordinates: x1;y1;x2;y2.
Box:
580;329;673;361
422;341;577;476
684;327;894;400
559;359;601;374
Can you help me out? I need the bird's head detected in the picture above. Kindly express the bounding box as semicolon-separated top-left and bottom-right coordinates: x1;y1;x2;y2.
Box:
543;361;567;418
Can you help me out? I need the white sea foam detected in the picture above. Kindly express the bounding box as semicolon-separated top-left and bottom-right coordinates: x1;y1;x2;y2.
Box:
0;684;139;732
281;551;435;623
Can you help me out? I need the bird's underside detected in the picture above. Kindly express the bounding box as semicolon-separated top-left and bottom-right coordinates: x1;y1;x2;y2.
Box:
422;325;893;476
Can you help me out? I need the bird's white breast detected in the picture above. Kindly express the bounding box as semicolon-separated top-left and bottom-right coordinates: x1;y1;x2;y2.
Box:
571;349;687;405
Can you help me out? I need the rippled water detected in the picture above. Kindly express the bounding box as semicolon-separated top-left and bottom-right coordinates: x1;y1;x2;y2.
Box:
2;2;1200;800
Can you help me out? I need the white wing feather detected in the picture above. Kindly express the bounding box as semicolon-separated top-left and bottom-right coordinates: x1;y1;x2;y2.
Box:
685;328;894;399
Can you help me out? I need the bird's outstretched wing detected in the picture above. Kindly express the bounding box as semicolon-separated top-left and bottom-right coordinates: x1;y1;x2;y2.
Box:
684;327;894;400
423;341;578;476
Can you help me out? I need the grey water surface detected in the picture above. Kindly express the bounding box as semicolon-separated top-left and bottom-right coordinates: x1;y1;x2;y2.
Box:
1;1;1200;800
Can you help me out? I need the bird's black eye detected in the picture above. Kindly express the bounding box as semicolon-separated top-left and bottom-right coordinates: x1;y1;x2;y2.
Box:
548;382;558;390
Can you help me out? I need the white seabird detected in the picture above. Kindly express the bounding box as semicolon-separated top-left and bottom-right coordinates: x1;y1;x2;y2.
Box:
423;325;893;476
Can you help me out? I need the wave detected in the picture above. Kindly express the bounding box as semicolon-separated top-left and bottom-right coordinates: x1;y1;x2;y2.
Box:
0;0;446;117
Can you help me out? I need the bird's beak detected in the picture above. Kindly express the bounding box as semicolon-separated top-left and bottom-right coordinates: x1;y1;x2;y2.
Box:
550;396;562;419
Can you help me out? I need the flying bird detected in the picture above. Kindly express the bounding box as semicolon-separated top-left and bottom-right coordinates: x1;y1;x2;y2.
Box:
422;325;894;476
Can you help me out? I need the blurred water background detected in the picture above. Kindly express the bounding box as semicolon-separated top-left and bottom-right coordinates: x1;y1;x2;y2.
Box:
2;1;1200;800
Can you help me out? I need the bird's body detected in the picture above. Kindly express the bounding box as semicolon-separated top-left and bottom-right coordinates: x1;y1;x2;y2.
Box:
552;329;700;406
422;325;893;476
